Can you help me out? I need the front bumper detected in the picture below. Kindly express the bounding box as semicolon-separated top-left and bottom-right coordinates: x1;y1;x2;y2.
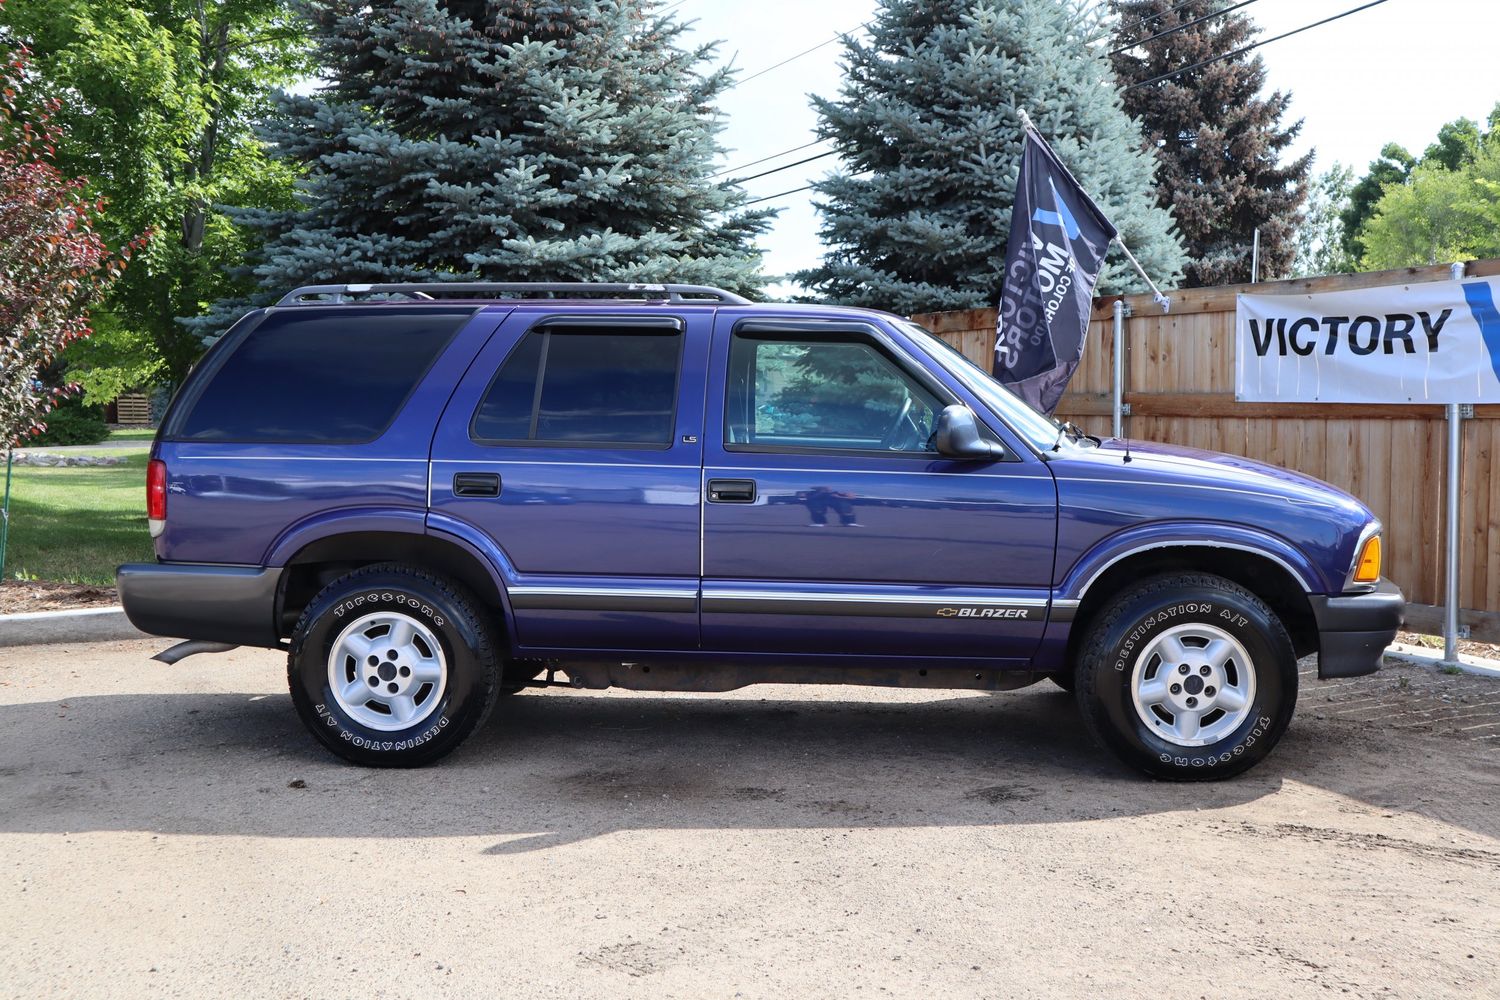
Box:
117;563;283;648
1308;577;1405;678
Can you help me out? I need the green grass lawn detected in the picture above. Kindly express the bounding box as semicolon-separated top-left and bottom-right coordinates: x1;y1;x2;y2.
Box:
108;427;157;442
3;452;155;585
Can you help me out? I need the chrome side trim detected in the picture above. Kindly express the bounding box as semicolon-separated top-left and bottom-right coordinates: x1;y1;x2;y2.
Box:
508;585;697;614
1071;541;1317;599
705;590;1048;606
702;589;1052;620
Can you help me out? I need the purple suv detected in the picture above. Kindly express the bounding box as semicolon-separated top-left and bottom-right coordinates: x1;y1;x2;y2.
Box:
118;282;1403;777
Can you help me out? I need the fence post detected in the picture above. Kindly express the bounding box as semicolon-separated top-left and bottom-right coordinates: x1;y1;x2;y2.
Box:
1444;261;1466;663
1112;299;1125;439
0;447;11;580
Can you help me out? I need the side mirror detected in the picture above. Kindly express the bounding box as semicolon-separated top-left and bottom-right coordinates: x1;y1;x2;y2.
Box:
933;405;1006;461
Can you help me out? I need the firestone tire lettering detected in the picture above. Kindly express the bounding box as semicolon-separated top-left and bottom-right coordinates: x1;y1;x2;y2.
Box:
288;563;499;768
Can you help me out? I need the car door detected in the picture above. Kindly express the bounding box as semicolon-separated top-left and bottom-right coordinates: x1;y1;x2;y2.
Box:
700;313;1058;663
429;307;708;651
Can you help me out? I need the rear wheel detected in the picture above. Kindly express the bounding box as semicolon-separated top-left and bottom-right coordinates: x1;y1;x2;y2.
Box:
1074;573;1297;780
287;563;501;767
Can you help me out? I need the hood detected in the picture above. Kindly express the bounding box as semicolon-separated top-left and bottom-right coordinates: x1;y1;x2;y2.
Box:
1057;438;1371;518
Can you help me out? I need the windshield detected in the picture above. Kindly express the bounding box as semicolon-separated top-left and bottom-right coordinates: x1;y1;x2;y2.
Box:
896;321;1072;452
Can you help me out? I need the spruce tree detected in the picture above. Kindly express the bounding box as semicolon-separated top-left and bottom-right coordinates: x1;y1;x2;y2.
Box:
1111;0;1310;287
206;0;770;335
798;0;1183;314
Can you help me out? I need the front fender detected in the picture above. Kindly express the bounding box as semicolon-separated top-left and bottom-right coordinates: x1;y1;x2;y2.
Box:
1057;522;1329;602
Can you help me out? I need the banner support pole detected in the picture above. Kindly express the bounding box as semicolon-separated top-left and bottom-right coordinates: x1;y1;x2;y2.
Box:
1443;260;1467;664
1112;300;1125;439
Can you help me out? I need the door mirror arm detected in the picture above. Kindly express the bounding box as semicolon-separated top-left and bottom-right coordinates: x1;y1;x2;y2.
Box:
933;404;1007;461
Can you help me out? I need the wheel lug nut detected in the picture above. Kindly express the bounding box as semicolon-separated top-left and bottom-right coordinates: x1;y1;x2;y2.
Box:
387;649;398;660
1205;685;1216;696
387;682;398;693
367;677;378;687
1199;665;1211;676
399;666;410;677
1186;696;1198;708
368;656;379;667
1170;683;1182;694
1178;664;1189;675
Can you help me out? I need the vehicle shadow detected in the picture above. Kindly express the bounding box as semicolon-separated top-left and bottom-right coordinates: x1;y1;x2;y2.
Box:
0;684;1289;851
4;682;1491;851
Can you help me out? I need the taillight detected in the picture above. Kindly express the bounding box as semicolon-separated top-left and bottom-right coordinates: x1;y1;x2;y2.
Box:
147;458;167;536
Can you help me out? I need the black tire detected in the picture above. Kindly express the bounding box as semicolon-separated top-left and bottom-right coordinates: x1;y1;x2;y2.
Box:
1046;670;1075;693
1074;573;1297;780
287;563;501;767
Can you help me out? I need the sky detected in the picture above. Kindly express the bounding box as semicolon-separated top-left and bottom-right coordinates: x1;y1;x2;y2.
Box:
678;0;1500;296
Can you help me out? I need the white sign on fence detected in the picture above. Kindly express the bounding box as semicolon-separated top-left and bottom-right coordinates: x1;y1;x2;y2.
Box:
1235;277;1500;403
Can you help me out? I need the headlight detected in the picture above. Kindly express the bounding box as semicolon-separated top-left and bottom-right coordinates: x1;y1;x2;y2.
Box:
1347;523;1382;590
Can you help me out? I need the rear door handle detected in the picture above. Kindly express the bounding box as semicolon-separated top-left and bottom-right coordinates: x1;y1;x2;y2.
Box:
452;472;501;498
707;479;756;503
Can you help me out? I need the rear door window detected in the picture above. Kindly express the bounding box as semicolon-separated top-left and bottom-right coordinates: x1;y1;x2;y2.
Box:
471;324;683;447
169;306;472;443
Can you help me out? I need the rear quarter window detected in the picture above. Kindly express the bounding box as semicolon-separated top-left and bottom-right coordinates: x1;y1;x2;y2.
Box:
168;307;473;443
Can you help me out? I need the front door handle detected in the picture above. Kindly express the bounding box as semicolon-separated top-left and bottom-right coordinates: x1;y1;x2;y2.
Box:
707;479;756;503
452;472;501;498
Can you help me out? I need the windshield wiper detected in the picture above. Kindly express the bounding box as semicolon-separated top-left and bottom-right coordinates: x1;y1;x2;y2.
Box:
1053;420;1101;450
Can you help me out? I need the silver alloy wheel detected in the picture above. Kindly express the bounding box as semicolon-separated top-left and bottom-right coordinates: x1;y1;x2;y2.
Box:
327;612;447;732
1129;621;1257;748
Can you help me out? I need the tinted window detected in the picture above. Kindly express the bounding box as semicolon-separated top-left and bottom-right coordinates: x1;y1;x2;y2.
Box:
173;307;471;443
727;334;941;453
472;326;682;446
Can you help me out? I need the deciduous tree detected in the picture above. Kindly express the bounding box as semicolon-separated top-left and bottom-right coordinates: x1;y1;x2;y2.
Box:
0;0;309;385
0;43;140;447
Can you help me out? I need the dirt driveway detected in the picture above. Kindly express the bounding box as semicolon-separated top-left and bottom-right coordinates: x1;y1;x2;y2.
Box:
1;638;1497;1000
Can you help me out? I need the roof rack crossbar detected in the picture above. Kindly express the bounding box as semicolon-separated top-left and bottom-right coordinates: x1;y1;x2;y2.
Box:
274;282;751;306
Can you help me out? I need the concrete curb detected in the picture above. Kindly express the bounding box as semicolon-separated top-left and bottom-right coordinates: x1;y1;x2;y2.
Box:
0;606;145;647
1383;641;1500;680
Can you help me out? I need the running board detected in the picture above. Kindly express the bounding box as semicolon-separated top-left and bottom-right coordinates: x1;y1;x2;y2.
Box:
526;661;1047;694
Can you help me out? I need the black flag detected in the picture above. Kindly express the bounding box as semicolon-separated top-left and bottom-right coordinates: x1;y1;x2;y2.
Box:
994;129;1118;415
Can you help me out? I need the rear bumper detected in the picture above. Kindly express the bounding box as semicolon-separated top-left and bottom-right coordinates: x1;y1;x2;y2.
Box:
1309;578;1405;679
117;563;283;648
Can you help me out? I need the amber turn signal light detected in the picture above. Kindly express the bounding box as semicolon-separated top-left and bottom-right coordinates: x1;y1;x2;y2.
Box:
1352;534;1381;584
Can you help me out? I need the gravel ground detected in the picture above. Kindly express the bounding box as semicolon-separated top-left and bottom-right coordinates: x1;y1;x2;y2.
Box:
1;638;1497;1000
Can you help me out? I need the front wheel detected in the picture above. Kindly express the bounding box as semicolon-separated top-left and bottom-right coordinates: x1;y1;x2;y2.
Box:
287;564;501;767
1074;573;1297;780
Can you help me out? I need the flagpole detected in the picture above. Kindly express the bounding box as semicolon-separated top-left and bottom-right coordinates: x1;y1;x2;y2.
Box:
1017;109;1172;314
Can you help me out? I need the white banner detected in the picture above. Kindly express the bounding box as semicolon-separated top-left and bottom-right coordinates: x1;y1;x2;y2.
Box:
1235;277;1500;403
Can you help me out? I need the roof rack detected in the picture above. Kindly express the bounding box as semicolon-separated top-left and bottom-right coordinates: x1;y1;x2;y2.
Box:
274;282;751;307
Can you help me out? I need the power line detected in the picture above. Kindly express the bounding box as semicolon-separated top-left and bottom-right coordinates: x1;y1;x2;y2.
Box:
743;183;815;206
732;150;843;185
712;138;830;179
729;149;839;186
729;21;871;89
1123;0;1392;92
1110;0;1259;56
1089;0;1205;46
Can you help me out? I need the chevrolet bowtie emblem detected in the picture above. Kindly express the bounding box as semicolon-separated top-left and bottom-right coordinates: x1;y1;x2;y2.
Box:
936;607;959;617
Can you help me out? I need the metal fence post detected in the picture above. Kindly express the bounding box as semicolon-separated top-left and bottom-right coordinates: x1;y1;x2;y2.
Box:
1112;299;1125;439
1444;261;1466;663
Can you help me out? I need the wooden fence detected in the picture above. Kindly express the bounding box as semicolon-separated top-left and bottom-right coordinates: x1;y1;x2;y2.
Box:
913;260;1500;640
